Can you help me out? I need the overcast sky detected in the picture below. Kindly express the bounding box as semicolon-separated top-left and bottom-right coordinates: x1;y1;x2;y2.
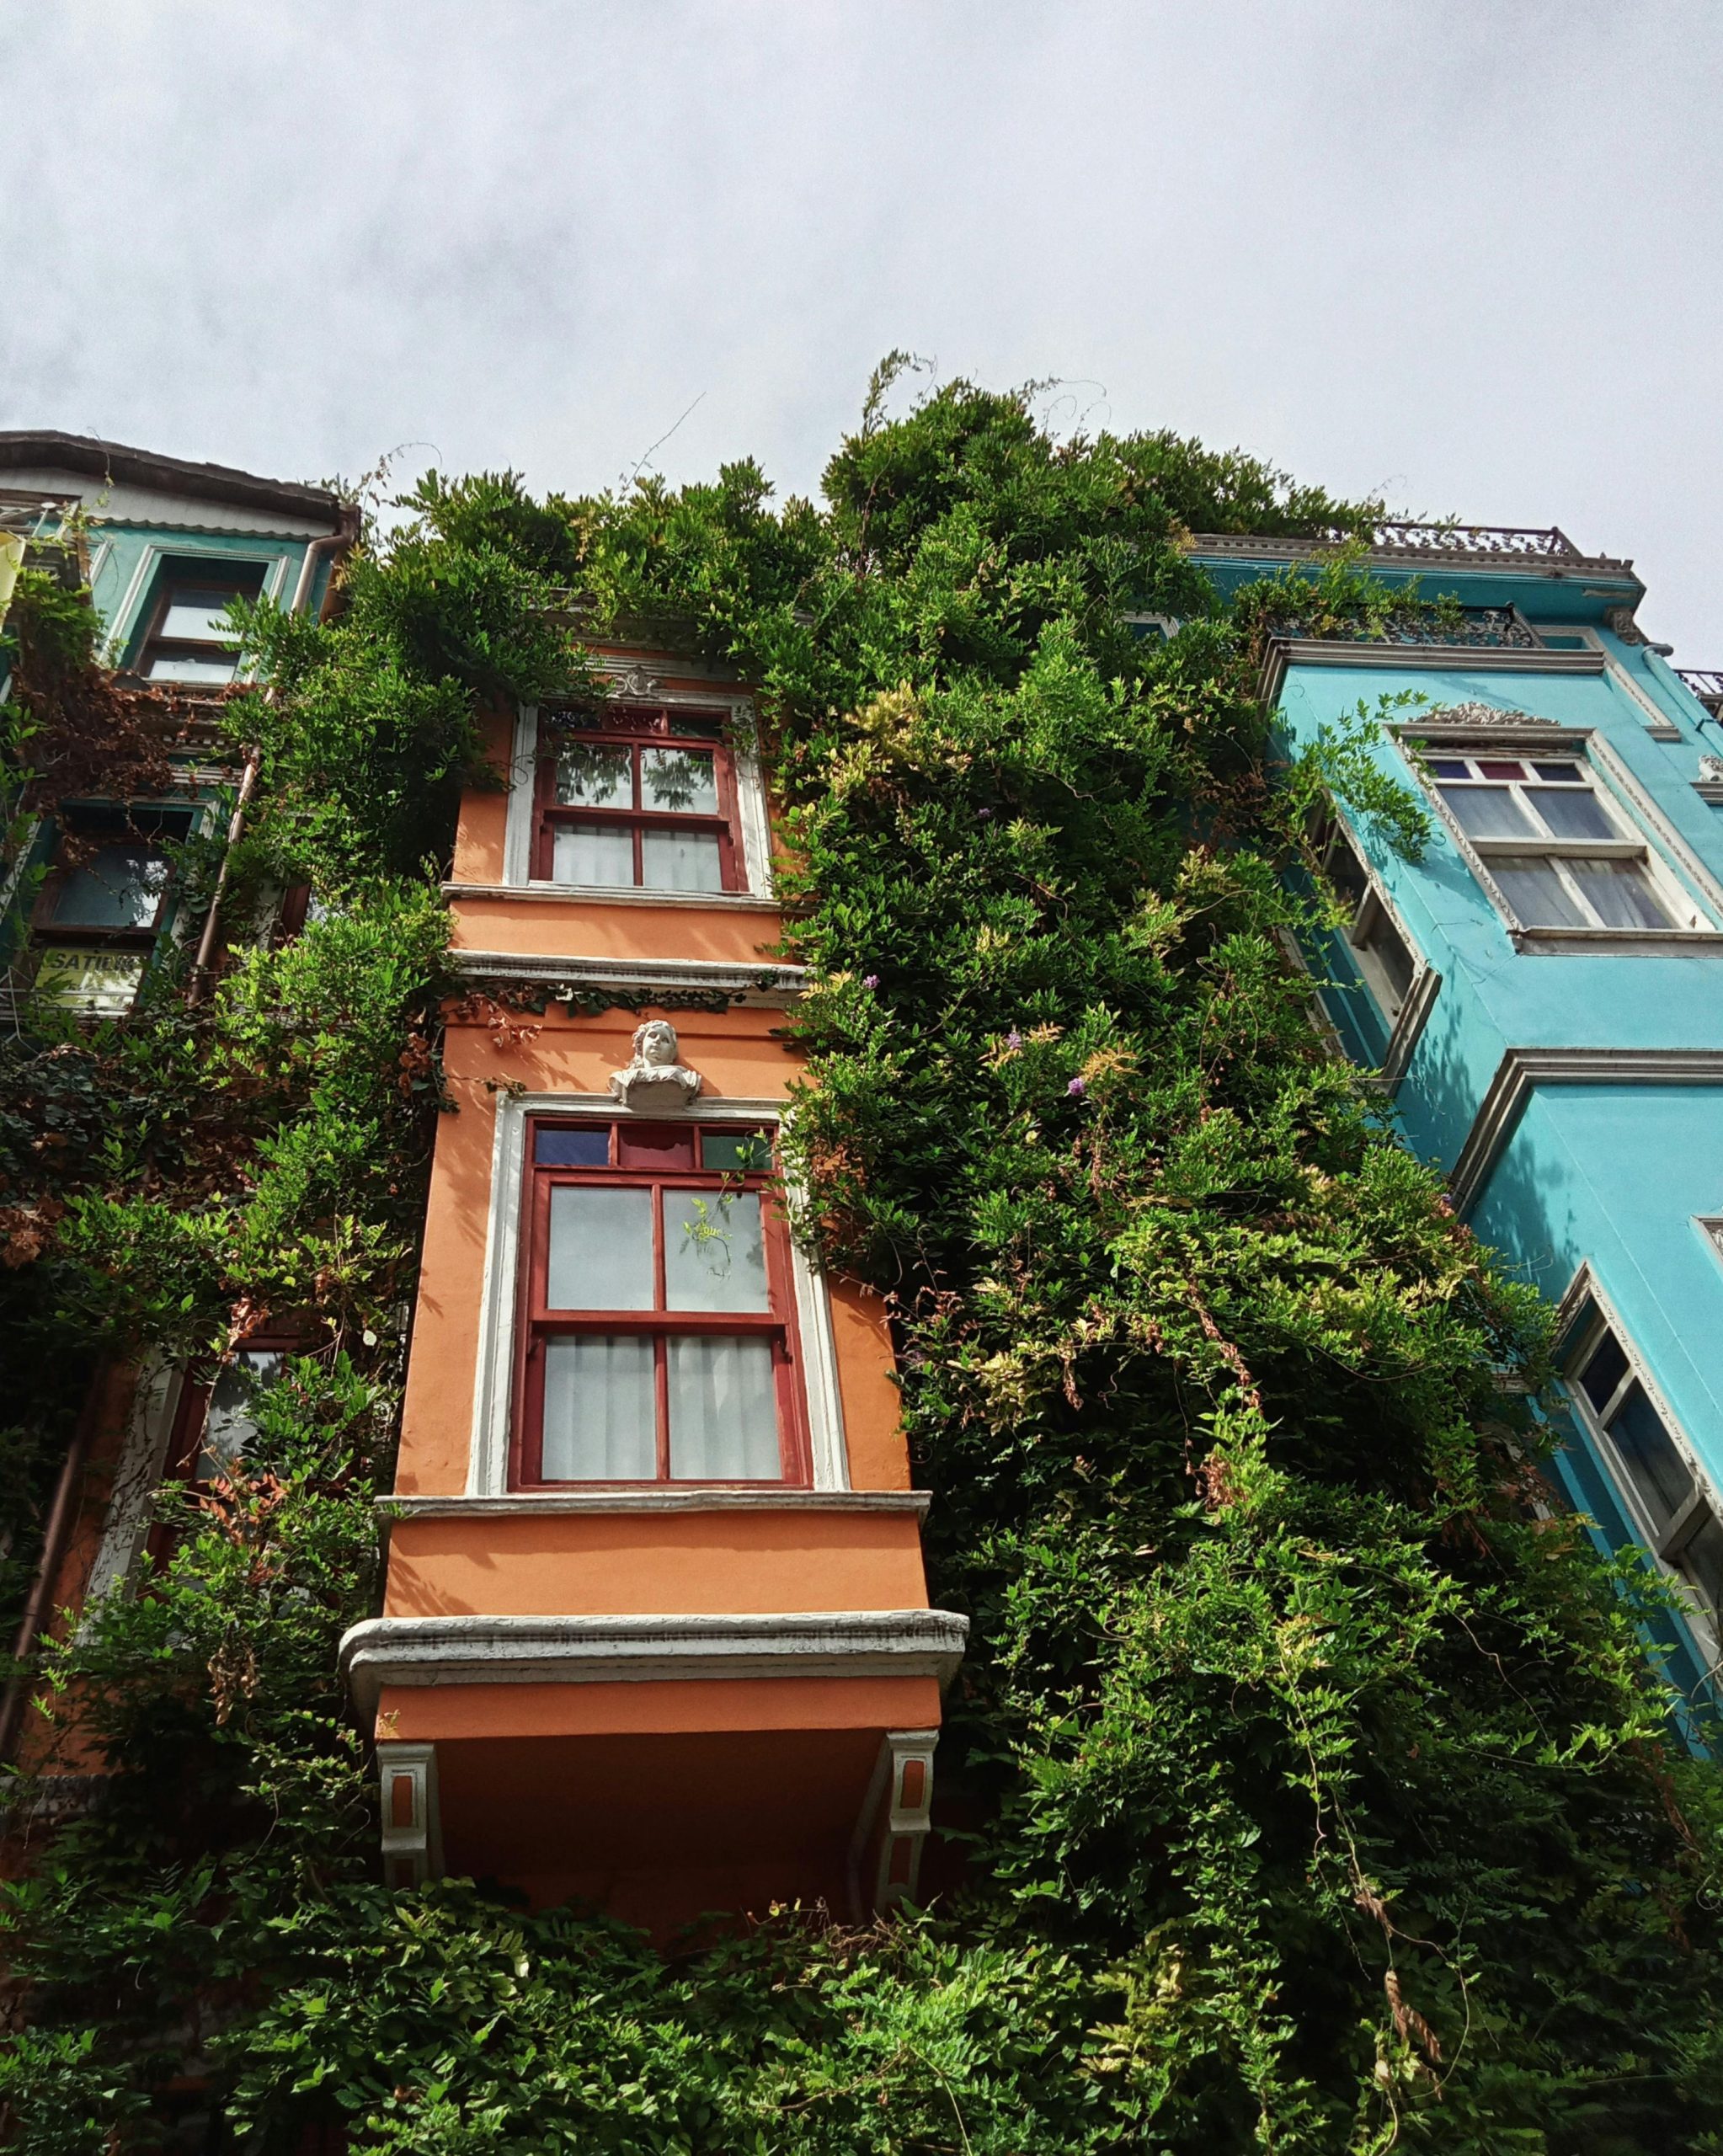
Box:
3;3;1720;650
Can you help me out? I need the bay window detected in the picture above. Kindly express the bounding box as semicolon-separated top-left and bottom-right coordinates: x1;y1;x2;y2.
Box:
1312;804;1418;1024
1419;747;1703;933
514;1117;804;1486
533;710;743;894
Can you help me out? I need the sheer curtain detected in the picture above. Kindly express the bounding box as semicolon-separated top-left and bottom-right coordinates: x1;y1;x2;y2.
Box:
668;1337;778;1478
542;1336;655;1479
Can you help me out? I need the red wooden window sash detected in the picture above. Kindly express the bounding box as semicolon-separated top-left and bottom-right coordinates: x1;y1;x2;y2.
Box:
510;1136;808;1488
530;728;743;890
31;841;175;948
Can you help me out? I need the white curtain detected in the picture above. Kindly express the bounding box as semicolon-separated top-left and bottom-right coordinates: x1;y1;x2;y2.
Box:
541;1335;655;1479
642;827;723;891
668;1336;778;1479
547;1187;653;1310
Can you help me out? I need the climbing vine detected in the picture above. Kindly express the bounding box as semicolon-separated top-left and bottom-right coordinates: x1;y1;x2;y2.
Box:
0;369;1720;2152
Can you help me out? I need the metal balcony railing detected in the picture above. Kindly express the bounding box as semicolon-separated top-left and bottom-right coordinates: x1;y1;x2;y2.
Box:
1194;522;1633;576
1677;669;1723;717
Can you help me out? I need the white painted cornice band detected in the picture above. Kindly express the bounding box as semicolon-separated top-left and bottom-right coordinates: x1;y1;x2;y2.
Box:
447;949;806;1002
381;1489;931;1519
340;1609;971;1721
444;881;783;913
1451;1047;1723;1217
1260;639;1604;708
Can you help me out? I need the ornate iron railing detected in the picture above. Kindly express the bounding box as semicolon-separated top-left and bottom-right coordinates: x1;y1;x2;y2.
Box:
1678;669;1723;716
1193;523;1632;574
1312;608;1542;650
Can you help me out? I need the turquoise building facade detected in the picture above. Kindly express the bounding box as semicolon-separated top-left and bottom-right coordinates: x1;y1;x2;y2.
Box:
1192;525;1723;1727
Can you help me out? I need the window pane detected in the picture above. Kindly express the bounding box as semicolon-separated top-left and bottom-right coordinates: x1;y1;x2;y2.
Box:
1528;787;1616;841
547;1186;653;1309
200;1349;286;1477
1568;857;1673;931
33;948;145;1012
1577;1330;1628;1414
535;1124;611;1166
145;651;240;683
553;741;632;807
1533;761;1583;782
616;1123;696;1170
1439;786;1536;838
1607;1382;1693;1530
552;819;635;886
1489;857;1587;928
1679;1512;1723;1622
667;1335;780;1479
641;746;718;815
541;1335;656;1479
1425;760;1470;779
701;1129;774;1174
49;845;168;929
664;1188;770;1311
641;826;723;892
159;591;243;643
1476;760;1527;781
1358;913;1416;1008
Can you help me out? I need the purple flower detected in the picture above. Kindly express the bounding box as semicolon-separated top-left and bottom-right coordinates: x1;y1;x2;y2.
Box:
1005;1029;1022;1050
1067;1075;1086;1097
978;806;993;819
862;974;880;990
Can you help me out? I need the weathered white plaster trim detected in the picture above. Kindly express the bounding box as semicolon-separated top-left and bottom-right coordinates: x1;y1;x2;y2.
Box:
384;1489;927;1518
466;1091;851;1497
79;1358;183;1612
446;880;782;913
448;947;805;1005
340;1608;970;1721
1451;1048;1723;1217
1380;962;1442;1091
500;681;774;899
1262;638;1603;707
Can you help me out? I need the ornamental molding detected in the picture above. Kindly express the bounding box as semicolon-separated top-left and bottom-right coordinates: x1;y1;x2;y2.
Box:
339;1608;972;1722
1695;755;1723;806
609;1017;702;1110
382;1489;931;1519
1450;1046;1723;1217
1259;638;1604;707
1414;701;1564;730
448;948;806;1006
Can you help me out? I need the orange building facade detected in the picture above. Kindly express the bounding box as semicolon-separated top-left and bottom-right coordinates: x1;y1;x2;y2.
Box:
341;652;965;1929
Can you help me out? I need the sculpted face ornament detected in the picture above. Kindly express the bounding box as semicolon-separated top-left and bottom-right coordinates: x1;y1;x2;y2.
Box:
609;1020;703;1112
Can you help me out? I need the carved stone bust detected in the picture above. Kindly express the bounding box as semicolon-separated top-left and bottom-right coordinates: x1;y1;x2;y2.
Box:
609;1019;702;1113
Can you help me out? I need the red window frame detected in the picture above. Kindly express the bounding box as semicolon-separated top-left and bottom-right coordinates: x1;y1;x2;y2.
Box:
30;808;190;954
531;707;744;891
511;1117;808;1488
147;1331;301;1567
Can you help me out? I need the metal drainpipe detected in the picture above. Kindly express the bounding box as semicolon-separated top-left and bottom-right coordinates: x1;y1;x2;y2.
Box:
0;1361;109;1766
186;520;351;1002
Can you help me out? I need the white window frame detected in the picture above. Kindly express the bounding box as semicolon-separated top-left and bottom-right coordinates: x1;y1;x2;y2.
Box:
1310;802;1441;1090
104;542;291;677
467;1090;849;1496
1397;719;1723;955
1557;1264;1722;1652
502;690;773;902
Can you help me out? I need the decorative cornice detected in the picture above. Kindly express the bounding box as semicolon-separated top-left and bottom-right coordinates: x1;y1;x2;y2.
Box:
448;948;805;1006
339;1609;971;1721
381;1489;931;1519
1192;529;1636;579
445;881;783;913
1451;1047;1723;1216
1260;638;1605;707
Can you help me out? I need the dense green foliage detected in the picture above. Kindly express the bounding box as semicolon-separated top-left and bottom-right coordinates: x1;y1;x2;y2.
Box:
1;369;1720;2151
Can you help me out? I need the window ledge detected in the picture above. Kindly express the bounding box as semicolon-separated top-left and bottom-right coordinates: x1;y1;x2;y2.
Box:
382;1489;929;1518
445;880;782;911
1510;928;1723;956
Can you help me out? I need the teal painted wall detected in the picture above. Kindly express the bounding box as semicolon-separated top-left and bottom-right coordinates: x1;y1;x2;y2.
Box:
1193;544;1723;1712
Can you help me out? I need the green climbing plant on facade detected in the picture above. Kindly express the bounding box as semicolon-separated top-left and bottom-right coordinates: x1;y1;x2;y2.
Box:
0;366;1719;2152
